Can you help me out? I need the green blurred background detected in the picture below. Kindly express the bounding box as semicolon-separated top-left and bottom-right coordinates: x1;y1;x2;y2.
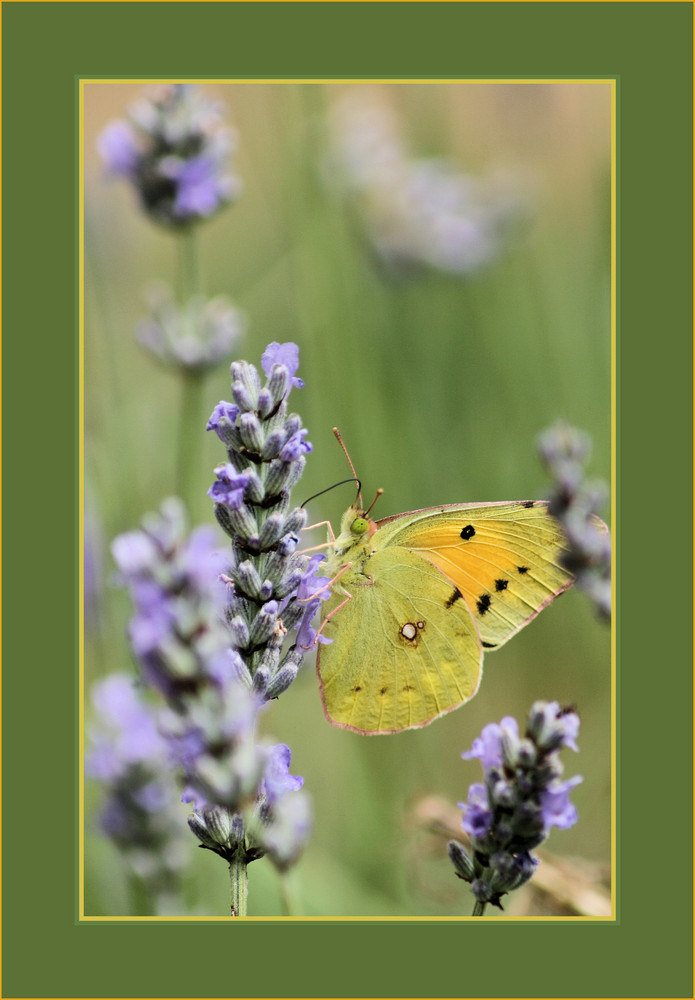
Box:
83;80;611;918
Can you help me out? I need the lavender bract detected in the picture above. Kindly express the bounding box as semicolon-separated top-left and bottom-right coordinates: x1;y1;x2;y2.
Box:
448;701;582;914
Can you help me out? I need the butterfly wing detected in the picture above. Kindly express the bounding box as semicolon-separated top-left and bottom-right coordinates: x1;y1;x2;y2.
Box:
316;546;482;734
373;502;580;650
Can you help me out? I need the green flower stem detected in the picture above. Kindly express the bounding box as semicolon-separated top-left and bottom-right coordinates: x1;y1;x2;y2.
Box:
177;369;206;509
178;225;202;303
175;226;205;511
278;870;299;918
472;900;487;917
228;852;249;917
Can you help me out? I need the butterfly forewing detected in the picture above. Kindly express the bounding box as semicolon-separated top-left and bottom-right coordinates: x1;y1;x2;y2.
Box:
373;502;573;649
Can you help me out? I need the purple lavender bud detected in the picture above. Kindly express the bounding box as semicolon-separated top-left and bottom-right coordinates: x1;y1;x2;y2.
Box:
280;428;312;462
447;840;475;882
97;119;140;176
256;514;286;550
252;665;271;696
248;602;280;646
265;661;299;699
256;387;274;419
264;365;291;406
207;400;241;441
235;560;264;600
208;463;250;510
230;360;261;411
462;720;509;770
526;701;580;754
261;428;287;461
460;783;492;838
540;775;583;830
261;744;304;804
261;341;304;388
229;615;250;648
238;412;265;454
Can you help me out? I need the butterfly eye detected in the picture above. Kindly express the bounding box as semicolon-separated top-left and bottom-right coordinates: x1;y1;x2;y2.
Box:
351;517;369;535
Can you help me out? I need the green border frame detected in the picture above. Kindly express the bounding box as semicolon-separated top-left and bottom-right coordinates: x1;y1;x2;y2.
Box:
3;2;693;998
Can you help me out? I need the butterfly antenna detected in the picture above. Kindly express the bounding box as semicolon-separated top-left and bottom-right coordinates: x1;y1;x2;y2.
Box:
363;488;384;518
333;427;363;507
301;479;362;508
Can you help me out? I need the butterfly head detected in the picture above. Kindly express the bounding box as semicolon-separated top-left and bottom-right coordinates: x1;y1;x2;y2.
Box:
339;502;377;539
328;502;378;563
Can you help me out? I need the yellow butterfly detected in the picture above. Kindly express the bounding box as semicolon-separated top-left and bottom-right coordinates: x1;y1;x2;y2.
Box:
315;436;600;735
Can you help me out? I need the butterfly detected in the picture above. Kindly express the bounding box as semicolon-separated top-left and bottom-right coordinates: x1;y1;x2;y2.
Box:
314;437;605;735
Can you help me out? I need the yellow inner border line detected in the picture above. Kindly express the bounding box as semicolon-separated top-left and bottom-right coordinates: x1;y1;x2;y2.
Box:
79;77;617;923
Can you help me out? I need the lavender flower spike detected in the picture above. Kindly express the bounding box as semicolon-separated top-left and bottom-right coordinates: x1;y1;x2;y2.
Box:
448;701;582;915
111;498;270;821
136;282;245;374
98;83;240;227
538;422;611;620
206;341;326;698
85;674;188;914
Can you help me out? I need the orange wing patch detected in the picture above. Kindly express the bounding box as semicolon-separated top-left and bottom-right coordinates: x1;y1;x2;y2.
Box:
376;504;572;649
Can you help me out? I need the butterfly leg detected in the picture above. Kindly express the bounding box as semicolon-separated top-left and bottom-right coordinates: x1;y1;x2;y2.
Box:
300;589;353;650
298;560;353;603
297;519;336;556
302;520;336;542
297;540;335;555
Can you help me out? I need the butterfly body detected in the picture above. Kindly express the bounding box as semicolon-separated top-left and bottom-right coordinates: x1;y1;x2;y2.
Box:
316;499;593;735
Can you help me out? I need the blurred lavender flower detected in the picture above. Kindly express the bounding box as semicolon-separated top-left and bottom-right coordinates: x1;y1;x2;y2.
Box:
86;673;189;914
448;701;582;915
136;282;245;374
111;499;232;704
538;422;611;620
255;745;313;871
325;89;528;277
98;84;240;227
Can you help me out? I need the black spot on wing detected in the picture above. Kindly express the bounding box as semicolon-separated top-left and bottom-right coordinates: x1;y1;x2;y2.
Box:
477;593;491;615
517;566;529;575
460;524;475;540
445;587;464;609
521;501;535;508
494;578;508;592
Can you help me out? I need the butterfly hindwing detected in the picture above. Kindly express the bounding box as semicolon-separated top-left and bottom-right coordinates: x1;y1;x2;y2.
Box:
317;545;482;735
372;502;574;650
